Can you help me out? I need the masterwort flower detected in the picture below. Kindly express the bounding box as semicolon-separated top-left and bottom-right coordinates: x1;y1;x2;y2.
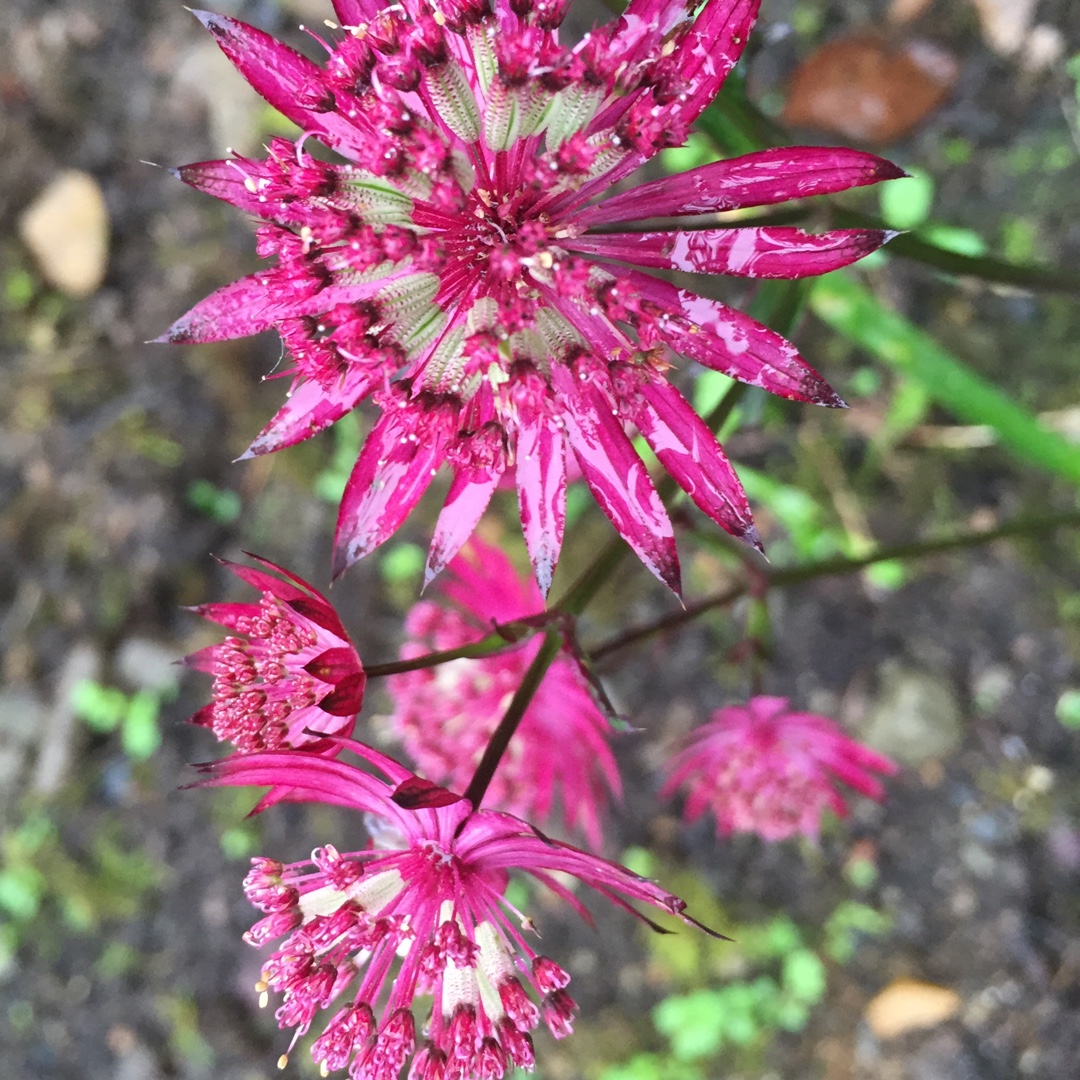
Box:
198;740;711;1079
185;556;366;754
387;537;619;846
661;695;897;842
162;0;902;593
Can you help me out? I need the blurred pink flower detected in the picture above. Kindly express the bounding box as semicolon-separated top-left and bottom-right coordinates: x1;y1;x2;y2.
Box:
387;537;619;847
185;557;365;755
161;0;901;594
199;741;709;1079
661;696;897;841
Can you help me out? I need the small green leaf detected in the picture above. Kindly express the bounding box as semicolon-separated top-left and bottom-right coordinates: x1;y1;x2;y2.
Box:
1055;690;1080;731
880;170;934;230
0;866;45;921
71;680;127;733
121;690;162;761
918;224;986;258
654;989;728;1061
782;949;827;1005
380;543;425;585
620;846;655;878
187;479;241;524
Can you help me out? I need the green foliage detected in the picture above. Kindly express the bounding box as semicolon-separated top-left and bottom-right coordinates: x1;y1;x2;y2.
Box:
880;170;934;230
314;412;363;503
71;678;177;761
0;808;167;973
823;901;893;964
811;272;1080;485
187;478;241;523
1055;690;1080;731
606;859;893;1079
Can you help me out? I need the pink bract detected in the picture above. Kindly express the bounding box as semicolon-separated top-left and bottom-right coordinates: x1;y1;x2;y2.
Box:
161;0;901;593
387;537;619;847
660;695;898;842
184;556;366;755
198;741;710;1079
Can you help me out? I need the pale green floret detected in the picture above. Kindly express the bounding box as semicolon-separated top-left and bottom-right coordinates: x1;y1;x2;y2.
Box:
534;304;586;353
466;296;501;334
427;62;482;143
483;81;523;152
583;133;630;183
421;323;468;393
468;23;498;98
340;171;415;225
545;85;604;149
400;304;449;359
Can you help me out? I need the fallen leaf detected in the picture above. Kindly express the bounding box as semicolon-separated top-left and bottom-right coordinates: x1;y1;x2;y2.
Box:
865;979;962;1039
18;169;109;297
783;35;958;144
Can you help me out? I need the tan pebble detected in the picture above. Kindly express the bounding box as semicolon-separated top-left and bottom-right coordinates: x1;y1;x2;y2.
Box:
18;169;109;297
865;979;962;1039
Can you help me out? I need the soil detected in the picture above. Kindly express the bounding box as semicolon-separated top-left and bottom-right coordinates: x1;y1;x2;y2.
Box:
1;2;1079;1080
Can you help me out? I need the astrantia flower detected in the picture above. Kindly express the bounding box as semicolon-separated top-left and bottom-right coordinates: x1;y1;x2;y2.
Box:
388;537;619;846
661;696;897;841
199;741;709;1079
184;557;366;754
162;0;902;594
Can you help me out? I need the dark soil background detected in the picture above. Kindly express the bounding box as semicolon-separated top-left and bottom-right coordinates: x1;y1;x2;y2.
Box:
2;2;1079;1079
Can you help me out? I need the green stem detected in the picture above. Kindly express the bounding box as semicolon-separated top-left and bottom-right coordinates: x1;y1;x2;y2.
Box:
364;624;536;678
588;510;1080;660
463;632;563;808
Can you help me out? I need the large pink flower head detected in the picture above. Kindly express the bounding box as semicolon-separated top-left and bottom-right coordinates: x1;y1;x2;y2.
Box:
661;695;898;842
185;557;366;754
199;741;709;1079
162;0;902;594
387;537;619;846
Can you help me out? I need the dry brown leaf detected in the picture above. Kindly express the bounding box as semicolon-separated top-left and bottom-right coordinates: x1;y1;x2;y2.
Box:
783;35;958;144
865;979;962;1039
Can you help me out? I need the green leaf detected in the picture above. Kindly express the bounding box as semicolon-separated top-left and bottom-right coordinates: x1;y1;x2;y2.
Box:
782;949;827;1005
379;543;425;585
71;680;127;733
121;690;162;761
187;479;241;524
0;866;45;921
880;170;934;230
654;989;729;1061
918;224;987;258
810;272;1080;485
1055;690;1080;731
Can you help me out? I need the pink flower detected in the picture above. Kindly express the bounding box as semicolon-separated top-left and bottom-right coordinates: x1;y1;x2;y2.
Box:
184;556;366;755
162;1;901;594
661;696;897;842
198;741;710;1079
387;537;619;847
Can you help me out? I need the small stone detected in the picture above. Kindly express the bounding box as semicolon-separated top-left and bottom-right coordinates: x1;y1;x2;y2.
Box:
17;169;110;297
865;979;961;1040
115;638;180;693
968;0;1038;57
862;662;963;765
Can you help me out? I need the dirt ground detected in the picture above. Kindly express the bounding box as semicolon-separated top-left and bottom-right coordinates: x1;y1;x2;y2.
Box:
2;2;1080;1079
